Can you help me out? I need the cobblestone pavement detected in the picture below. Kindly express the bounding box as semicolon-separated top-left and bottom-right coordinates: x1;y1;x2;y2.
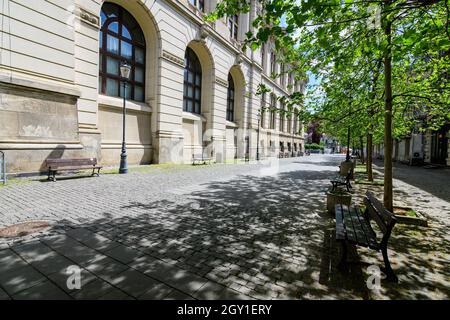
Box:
0;155;448;300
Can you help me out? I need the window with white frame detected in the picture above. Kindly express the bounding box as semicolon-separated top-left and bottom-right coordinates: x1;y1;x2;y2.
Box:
261;44;266;71
261;92;266;128
189;0;205;12
280;63;286;87
228;14;239;40
270;51;276;76
270;94;276;130
287;109;292;133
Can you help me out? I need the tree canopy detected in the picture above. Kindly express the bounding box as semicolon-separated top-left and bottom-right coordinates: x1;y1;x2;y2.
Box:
208;0;450;210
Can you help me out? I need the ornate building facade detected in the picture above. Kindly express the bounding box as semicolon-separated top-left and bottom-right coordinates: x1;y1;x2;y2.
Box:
0;0;305;173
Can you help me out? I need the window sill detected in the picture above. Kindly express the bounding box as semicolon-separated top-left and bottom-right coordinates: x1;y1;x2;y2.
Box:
182;111;206;122
226;121;238;128
98;95;152;113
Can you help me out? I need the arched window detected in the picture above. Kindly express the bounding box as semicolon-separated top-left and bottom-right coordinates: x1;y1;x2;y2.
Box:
183;48;202;114
227;73;235;122
99;3;146;102
270;94;276;130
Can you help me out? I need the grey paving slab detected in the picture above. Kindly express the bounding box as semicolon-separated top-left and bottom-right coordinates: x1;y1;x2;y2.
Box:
29;253;75;276
137;282;174;300
71;278;116;300
1;156;449;300
130;256;209;296
13;241;74;275
66;228;121;252
47;268;97;294
0;264;46;296
163;289;195;300
98;288;134;300
0;249;29;274
85;256;129;282
11;280;71;300
0;287;10;300
103;244;144;264
47;241;108;267
41;234;80;250
109;269;164;298
12;241;54;262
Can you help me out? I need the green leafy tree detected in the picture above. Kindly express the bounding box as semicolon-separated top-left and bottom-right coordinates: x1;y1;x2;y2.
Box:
208;0;449;211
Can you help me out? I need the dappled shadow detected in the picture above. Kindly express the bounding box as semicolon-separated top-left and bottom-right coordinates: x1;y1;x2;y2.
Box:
373;159;450;203
2;157;448;300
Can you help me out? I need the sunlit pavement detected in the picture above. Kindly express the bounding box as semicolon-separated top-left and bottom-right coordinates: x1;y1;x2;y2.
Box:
0;155;448;299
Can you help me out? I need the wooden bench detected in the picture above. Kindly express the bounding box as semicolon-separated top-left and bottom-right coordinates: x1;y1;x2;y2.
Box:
335;191;398;282
330;167;353;192
46;158;102;182
192;153;211;165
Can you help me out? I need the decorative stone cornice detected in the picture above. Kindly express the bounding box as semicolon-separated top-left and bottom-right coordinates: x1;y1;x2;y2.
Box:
197;23;210;42
235;53;243;65
77;6;100;29
215;77;228;87
162;50;185;68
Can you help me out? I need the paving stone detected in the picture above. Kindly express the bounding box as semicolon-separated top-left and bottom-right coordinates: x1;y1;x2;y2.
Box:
0;265;46;295
30;253;74;276
131;256;208;296
192;280;228;300
98;288;134;300
85;256;129;282
104;244;143;264
13;242;74;275
1;156;449;300
0;287;11;300
109;269;164;298
46;240;107;267
11;280;71;300
12;241;53;262
163;289;195;300
66;228;120;252
72;279;116;300
0;249;28;274
137;282;174;300
47;268;97;294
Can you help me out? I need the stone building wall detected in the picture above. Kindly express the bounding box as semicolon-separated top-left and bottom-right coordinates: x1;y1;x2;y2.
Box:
0;0;305;173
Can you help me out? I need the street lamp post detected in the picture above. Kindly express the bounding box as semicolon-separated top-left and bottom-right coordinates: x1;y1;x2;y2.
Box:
119;61;131;174
291;120;295;157
256;109;261;161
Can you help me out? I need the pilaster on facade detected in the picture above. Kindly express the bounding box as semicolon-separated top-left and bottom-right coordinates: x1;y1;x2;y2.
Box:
0;0;307;173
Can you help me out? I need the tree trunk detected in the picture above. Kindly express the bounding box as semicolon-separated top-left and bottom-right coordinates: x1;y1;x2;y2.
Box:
383;12;394;212
367;132;374;181
360;135;365;164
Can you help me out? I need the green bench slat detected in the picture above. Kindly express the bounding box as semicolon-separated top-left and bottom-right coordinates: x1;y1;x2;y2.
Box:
336;204;379;249
341;205;357;243
345;206;368;247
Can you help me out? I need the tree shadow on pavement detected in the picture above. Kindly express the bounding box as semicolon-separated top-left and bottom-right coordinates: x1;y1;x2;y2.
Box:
2;163;448;300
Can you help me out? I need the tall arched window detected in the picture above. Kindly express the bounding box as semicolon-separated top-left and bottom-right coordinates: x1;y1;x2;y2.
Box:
227;73;235;122
99;3;146;102
183;47;202;114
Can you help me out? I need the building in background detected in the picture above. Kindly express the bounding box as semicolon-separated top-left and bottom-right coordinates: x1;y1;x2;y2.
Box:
0;0;305;173
373;124;450;167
